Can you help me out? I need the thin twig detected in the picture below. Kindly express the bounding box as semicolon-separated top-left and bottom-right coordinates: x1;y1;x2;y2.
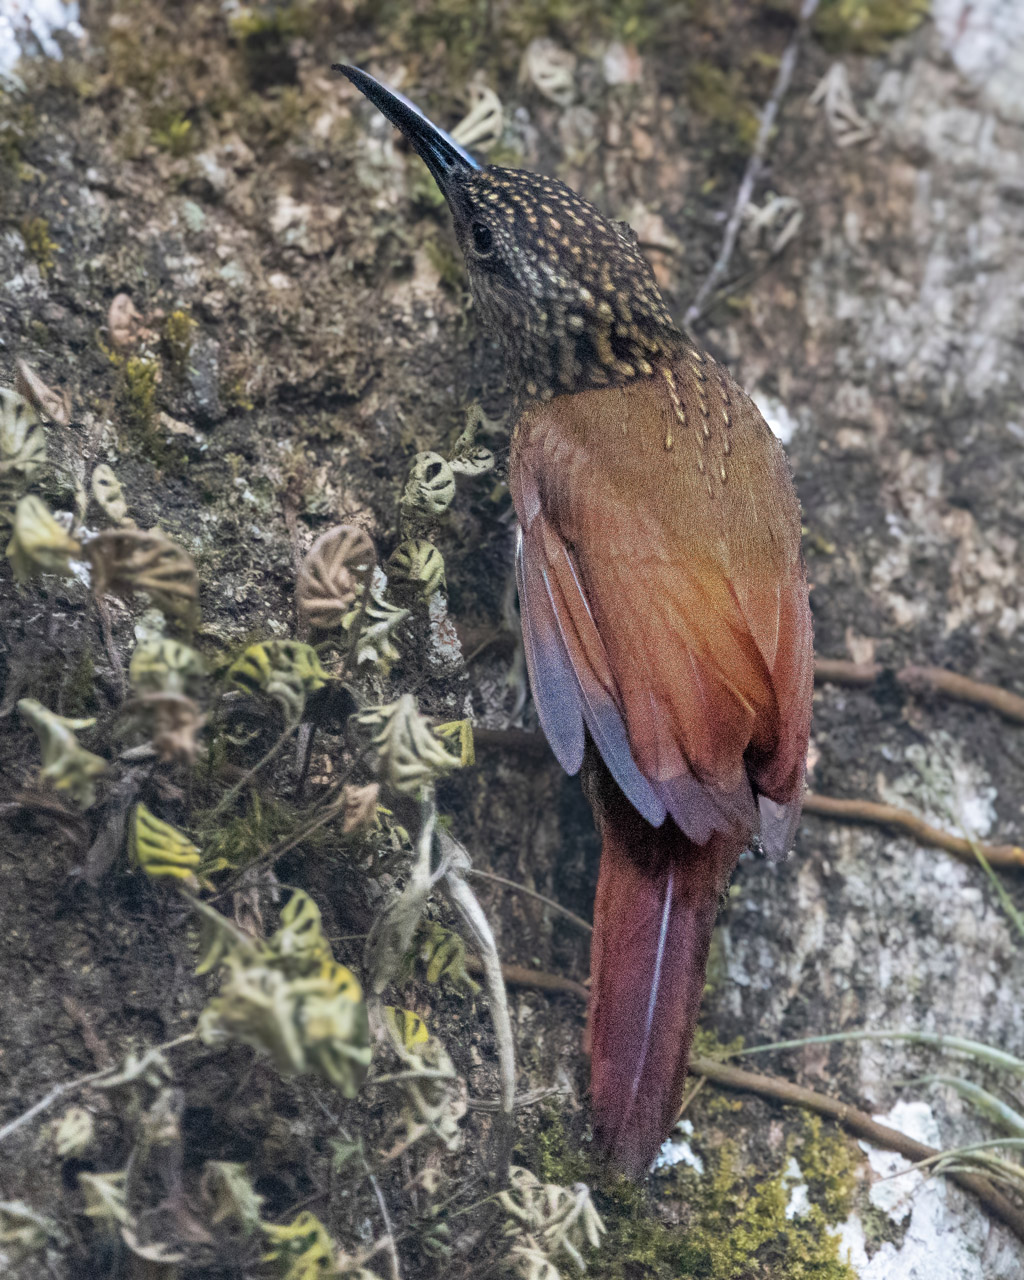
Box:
814;656;1024;726
367;1069;457;1087
368;1170;403;1280
687;1054;1024;1244
465;955;590;1002
439;831;516;1178
684;0;822;325
472;728;1024;870
309;1095;402;1280
212;749;369;901
968;838;1024;939
730;1029;1024;1079
467;869;593;934
677;1074;707;1118
94;592;127;701
802;793;1024;871
0;1032;197;1144
469;1085;567;1114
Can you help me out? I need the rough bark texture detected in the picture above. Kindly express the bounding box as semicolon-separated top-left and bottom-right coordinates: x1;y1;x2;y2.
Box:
1;2;1022;1277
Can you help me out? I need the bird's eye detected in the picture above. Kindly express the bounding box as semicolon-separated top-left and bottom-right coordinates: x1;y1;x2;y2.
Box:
471;222;494;256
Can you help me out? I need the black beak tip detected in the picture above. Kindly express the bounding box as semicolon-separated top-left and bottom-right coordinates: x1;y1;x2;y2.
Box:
332;62;482;184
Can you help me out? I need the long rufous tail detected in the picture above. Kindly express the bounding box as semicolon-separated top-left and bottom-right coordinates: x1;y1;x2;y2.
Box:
588;783;743;1176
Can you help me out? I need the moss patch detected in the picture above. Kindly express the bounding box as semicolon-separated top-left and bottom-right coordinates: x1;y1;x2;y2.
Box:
20;215;57;273
526;1108;857;1279
687;63;760;153
814;0;929;52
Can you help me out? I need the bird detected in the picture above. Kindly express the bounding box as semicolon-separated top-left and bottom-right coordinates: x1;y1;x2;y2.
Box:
338;64;814;1177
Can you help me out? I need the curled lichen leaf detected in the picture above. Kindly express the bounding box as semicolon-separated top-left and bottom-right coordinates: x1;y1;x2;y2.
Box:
91;464;132;527
52;1106;95;1159
448;443;495;477
415;922;481;997
200;1161;264;1235
270;890;333;975
15;358;71;426
78;1170;130;1229
387;538;445;597
196;894;371;1096
383;1005;431;1053
228;639;328;724
5;496;81;581
341;571;409;674
356;695;462;796
299;960;372;1095
86;527;199;622
520;38;576;106
261;1211;338;1280
131;802;201;886
296;523;376;631
0;386;46;483
451;79;504;152
129;636;205;694
107;293;148;349
433;719;475;767
0;1199;63;1263
341;781;380;834
382;1027;465;1156
130;691;206;763
17;698;107;808
498;1167;606;1277
199;955;371;1094
401;451;455;519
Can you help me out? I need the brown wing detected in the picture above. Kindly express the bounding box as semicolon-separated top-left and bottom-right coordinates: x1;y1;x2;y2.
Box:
511;355;813;855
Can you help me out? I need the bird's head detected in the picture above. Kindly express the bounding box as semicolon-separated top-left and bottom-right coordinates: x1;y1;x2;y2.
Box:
338;65;682;401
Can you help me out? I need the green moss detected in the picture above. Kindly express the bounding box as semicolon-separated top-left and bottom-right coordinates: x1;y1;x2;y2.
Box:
814;0;928;52
796;1114;857;1222
198;793;317;875
229;2;314;43
524;1107;856;1279
20;215;57;274
692;1027;745;1061
61;647;97;718
687;64;760;153
122;356;160;431
0;92;36;180
151;112;194;156
162;309;198;373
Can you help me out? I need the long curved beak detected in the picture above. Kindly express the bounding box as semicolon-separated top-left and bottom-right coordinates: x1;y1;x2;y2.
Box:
334;64;481;191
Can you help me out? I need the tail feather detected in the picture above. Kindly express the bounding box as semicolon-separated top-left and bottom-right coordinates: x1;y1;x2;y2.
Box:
589;798;742;1176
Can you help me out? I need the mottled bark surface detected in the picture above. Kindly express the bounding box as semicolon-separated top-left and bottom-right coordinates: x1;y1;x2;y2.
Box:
1;2;1022;1277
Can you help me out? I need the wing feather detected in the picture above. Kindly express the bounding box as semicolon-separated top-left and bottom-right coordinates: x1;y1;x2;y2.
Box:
511;366;812;850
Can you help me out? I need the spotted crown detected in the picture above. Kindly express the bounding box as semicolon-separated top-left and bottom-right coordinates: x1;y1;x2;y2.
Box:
454;167;683;401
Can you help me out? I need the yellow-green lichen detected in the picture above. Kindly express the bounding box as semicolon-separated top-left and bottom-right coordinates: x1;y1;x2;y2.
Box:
121;356;159;431
687;64;760;153
162;309;197;373
151;111;194;155
814;0;929;52
20;215;57;274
